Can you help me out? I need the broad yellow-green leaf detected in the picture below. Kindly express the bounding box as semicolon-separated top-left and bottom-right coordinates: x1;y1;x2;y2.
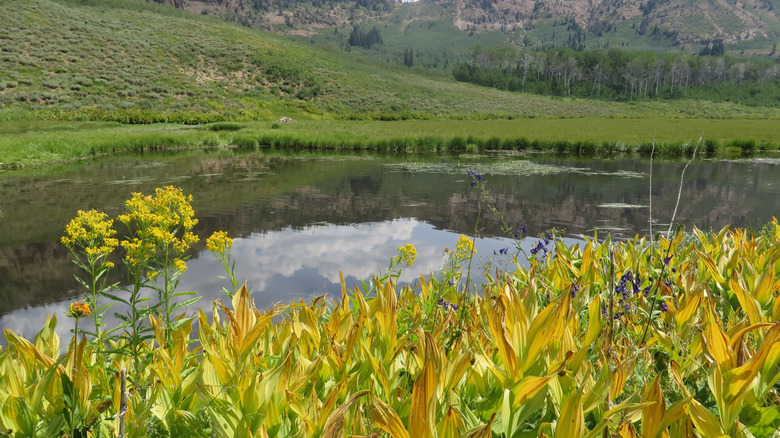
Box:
511;374;555;409
657;396;693;436
582;364;611;414
774;293;780;321
409;332;438;438
436;406;465;437
701;306;734;370
610;361;627;400
3;328;57;369
34;314;59;360
617;422;637;438
583;295;602;348
486;295;519;377
524;291;572;372
641;376;669;438
725;323;779;405
555;391;583;438
751;268;775;306
730;272;763;325
676;293;702;331
695;249;726;284
463;412;496;438
369;394;410;438
686;399;728;438
321;390;368;438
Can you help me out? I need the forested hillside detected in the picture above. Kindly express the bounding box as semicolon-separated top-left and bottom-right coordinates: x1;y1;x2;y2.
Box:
453;47;780;106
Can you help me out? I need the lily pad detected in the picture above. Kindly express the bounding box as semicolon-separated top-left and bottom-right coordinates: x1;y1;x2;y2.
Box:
598;203;649;209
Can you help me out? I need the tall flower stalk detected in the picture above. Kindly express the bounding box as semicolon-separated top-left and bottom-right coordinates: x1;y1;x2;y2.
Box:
117;186;199;364
207;230;237;296
61;209;119;350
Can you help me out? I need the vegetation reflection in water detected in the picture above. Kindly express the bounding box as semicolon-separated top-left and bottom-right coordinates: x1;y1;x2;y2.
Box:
0;150;779;327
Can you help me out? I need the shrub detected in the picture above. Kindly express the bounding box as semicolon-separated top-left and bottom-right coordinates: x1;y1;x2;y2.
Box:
206;122;244;131
731;139;757;155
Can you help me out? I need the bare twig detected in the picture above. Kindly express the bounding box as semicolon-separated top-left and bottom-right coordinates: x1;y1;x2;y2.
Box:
667;135;702;236
649;132;655;248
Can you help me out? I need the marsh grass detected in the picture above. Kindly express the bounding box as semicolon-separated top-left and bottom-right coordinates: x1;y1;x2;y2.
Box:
3;117;779;168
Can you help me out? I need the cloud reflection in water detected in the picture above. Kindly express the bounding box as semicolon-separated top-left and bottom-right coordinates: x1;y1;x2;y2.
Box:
1;218;525;345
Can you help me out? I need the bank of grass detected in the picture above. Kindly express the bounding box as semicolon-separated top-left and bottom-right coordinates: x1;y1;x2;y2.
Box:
1;117;779;168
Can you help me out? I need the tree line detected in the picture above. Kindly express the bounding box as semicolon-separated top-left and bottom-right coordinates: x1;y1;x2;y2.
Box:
348;24;383;49
453;46;780;106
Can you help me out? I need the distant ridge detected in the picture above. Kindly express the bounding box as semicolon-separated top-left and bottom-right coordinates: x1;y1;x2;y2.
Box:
160;0;780;54
1;0;778;121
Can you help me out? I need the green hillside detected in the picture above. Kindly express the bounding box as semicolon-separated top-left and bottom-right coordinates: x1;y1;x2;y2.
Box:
2;0;779;124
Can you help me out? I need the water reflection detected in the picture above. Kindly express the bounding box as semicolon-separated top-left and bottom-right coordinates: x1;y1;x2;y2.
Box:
0;219;525;342
1;150;778;339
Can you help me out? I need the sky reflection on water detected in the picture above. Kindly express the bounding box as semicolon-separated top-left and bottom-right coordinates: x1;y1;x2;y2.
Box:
0;218;546;344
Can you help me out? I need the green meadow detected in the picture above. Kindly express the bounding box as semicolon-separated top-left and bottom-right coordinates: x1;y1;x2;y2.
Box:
2;117;778;168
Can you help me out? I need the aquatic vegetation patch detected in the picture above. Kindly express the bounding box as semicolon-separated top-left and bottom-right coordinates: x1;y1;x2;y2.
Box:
386;159;580;176
577;169;646;178
598;203;649;209
107;176;156;185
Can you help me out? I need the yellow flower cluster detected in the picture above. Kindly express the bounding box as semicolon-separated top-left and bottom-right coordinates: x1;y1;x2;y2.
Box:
67;300;92;318
118;186;199;267
455;234;476;260
61;209;119;266
206;231;233;255
397;243;417;266
173;258;188;273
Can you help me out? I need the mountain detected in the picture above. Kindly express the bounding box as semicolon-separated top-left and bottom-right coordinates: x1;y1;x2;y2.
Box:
0;0;662;120
158;0;780;56
0;0;776;121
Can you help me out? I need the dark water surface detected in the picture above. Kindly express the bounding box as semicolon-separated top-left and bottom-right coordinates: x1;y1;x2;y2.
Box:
1;149;778;339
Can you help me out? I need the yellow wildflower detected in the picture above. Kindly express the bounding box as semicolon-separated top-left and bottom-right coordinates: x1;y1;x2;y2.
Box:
118;186;200;266
397;243;417;266
206;231;233;255
61;210;118;260
67;300;92;318
173;258;187;273
455;234;476;260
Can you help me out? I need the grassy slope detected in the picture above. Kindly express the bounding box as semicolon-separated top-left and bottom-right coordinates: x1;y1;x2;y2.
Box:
1;0;779;168
1;0;779;121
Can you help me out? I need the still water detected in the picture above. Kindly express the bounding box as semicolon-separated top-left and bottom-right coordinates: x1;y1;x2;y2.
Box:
1;149;778;339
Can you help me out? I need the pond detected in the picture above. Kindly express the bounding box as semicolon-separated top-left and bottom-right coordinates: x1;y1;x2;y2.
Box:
1;149;778;340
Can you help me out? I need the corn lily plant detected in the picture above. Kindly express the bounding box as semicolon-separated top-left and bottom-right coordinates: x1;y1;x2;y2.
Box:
1;189;779;437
